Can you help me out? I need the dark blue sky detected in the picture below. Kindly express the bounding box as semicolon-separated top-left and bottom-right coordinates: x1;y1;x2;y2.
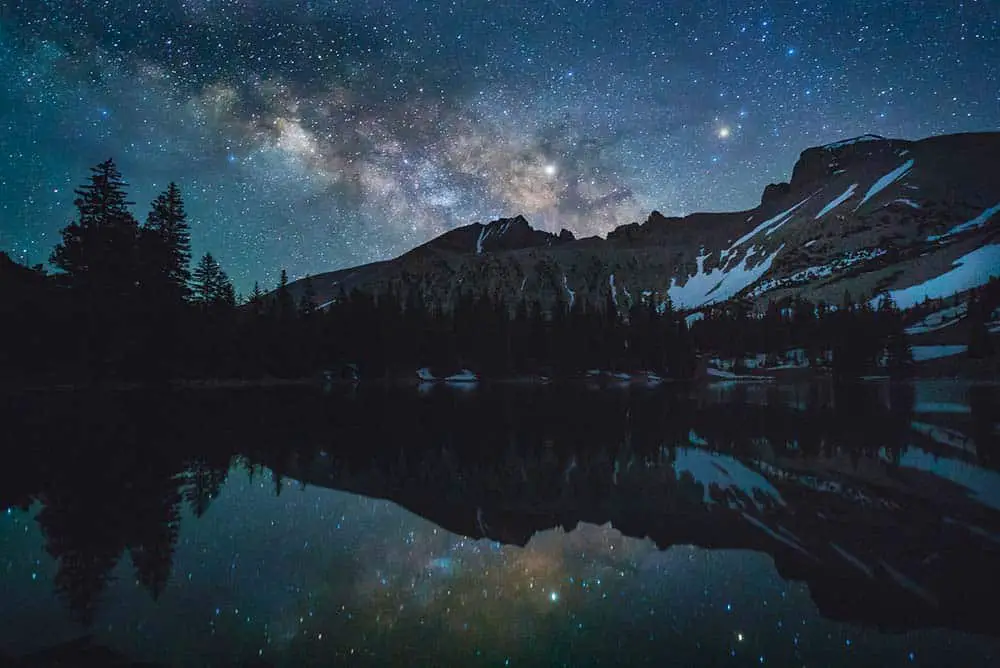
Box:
1;0;997;292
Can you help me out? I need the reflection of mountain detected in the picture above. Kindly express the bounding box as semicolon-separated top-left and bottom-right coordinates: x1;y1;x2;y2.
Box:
260;383;1000;638
1;382;997;638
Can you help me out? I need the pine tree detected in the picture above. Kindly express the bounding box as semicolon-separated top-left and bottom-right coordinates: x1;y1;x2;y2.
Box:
248;281;265;316
274;268;295;320
144;182;192;301
192;253;235;309
51;159;141;295
50;159;144;378
880;295;913;375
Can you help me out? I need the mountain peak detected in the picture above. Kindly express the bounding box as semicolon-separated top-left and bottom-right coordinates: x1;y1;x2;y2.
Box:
472;215;572;254
820;133;888;150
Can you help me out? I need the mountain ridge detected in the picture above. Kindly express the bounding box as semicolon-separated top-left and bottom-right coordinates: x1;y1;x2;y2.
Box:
287;131;1000;315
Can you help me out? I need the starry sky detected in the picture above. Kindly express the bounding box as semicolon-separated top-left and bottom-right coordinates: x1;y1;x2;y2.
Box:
1;1;998;292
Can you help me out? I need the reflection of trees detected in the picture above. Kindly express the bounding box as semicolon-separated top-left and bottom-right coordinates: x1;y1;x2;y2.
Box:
181;457;231;518
37;493;124;624
35;455;186;621
129;472;184;600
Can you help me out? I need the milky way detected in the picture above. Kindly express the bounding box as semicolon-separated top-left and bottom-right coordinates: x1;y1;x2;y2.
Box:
1;1;997;291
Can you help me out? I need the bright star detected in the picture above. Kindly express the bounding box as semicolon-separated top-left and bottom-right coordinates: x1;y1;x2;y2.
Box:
543;164;558;177
717;126;732;139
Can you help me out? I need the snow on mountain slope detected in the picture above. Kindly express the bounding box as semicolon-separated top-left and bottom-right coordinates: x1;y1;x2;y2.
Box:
881;244;1000;309
815;184;858;219
927;201;1000;242
855;159;914;211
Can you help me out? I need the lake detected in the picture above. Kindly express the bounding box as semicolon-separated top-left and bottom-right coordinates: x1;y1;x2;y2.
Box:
1;380;998;666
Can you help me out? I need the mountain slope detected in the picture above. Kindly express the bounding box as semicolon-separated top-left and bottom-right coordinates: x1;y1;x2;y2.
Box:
289;132;1000;313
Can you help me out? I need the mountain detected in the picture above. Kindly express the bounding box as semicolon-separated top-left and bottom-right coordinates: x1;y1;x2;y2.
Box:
288;132;1000;314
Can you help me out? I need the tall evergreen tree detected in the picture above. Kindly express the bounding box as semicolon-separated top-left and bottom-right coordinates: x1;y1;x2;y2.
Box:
274;268;295;320
191;253;235;309
247;281;265;316
50;159;141;294
879;295;913;376
144;182;192;301
50;159;143;378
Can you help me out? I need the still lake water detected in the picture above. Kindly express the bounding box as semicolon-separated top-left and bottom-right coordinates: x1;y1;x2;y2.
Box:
1;380;998;667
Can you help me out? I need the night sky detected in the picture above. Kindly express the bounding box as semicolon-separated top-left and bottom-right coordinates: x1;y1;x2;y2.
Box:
1;1;997;292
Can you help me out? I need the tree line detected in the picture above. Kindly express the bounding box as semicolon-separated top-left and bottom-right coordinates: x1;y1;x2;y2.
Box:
2;159;995;384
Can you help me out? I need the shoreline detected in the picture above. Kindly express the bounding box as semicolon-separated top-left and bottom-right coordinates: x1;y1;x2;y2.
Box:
2;365;997;394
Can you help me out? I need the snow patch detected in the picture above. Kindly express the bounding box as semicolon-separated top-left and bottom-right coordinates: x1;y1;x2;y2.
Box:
804;239;818;248
904;303;966;335
476;225;488;254
855;159;914;211
609;273;618;307
688;429;708;446
668;245;783;309
927;202;1000;242
882;244;1000;309
416;367;436;381
445;369;478;383
685;311;705;326
751;248;886;297
563;275;575;308
815;184;858;219
730;197;811;249
893;198;922;209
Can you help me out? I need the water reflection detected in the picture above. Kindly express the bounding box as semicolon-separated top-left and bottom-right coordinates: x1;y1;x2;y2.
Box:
0;381;998;666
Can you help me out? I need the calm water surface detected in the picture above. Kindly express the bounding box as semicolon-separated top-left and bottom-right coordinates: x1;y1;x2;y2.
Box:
1;380;998;667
